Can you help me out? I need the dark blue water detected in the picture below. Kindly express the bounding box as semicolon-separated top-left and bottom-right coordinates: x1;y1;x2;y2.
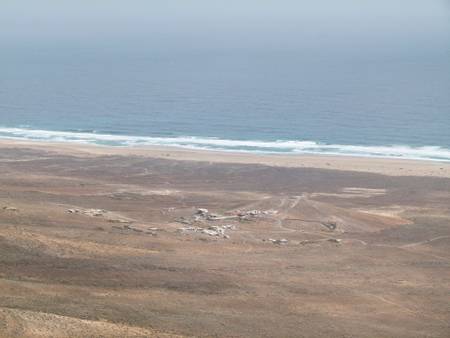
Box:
1;41;450;161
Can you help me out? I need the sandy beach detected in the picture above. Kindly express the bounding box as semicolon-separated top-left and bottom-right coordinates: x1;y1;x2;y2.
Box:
1;140;449;337
1;139;450;178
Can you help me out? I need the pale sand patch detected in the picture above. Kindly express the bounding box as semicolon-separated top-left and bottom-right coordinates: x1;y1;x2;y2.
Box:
1;140;450;178
0;307;185;338
311;187;387;199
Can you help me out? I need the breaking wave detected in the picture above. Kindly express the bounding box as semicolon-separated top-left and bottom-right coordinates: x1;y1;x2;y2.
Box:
1;127;450;162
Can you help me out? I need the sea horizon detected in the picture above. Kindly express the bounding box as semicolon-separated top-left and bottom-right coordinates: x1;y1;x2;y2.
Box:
2;41;449;163
2;2;450;337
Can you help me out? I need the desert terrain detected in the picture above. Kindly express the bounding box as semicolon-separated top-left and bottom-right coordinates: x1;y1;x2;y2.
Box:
0;142;449;337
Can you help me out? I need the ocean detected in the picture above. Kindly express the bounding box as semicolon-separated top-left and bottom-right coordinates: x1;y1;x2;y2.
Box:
1;42;450;161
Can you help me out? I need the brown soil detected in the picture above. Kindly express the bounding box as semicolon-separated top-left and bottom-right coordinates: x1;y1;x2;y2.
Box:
0;145;449;337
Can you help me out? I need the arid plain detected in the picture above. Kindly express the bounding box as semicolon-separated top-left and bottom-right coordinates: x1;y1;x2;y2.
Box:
0;141;449;338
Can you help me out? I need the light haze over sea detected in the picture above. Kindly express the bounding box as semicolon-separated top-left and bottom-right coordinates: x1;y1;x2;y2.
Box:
1;0;450;161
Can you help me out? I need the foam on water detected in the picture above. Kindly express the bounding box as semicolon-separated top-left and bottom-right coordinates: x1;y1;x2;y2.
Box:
1;127;449;162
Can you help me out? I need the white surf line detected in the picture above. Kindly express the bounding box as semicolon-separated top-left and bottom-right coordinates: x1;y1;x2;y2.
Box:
2;127;450;161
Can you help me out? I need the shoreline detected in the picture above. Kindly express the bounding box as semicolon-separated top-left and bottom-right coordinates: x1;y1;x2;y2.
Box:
1;127;450;163
1;137;450;337
1;139;450;178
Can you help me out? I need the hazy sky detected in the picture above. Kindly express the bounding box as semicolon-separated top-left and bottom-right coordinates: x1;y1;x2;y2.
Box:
1;0;450;50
